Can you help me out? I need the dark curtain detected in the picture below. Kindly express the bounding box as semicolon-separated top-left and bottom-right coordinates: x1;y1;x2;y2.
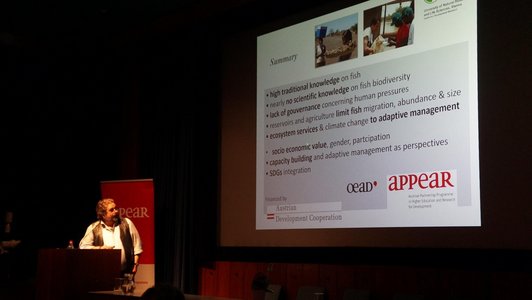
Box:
137;27;219;293
1;3;221;293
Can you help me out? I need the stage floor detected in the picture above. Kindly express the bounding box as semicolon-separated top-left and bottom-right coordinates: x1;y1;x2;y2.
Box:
88;291;240;300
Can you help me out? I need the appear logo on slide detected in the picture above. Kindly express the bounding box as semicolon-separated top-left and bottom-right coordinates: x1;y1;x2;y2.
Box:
346;180;377;193
387;170;455;191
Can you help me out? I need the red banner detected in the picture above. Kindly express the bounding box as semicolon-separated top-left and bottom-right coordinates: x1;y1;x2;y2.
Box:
100;179;155;292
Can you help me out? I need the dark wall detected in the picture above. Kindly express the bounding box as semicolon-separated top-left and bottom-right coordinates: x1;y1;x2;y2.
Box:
0;2;221;281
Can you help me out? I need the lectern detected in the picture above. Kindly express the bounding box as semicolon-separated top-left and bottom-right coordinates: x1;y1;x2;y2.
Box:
36;249;121;300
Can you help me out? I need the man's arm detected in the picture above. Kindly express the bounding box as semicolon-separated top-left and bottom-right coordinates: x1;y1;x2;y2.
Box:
363;36;374;55
127;219;143;256
79;222;113;249
127;219;143;273
79;224;96;249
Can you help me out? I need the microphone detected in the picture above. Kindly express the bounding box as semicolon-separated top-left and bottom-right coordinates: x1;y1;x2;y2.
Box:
113;216;121;226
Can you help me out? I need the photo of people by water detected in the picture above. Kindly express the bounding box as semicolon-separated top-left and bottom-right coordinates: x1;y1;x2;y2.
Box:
363;0;414;56
314;13;358;68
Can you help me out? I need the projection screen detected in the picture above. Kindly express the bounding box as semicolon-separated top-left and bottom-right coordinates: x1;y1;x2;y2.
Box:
219;0;498;248
256;0;479;229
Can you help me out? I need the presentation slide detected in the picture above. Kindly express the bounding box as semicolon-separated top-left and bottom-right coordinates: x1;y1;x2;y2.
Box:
256;0;479;229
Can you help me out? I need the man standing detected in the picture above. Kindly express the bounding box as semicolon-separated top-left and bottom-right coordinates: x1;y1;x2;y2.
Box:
363;17;381;55
80;198;143;275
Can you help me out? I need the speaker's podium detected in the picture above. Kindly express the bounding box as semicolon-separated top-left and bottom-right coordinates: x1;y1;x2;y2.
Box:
36;249;121;300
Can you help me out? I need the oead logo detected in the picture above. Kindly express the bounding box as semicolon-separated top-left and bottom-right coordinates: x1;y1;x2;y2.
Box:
347;181;377;193
388;170;455;191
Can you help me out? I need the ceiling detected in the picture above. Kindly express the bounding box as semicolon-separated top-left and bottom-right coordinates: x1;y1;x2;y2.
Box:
0;1;253;32
0;0;341;37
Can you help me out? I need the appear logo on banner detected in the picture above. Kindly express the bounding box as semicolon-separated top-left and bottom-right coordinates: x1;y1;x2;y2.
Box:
119;207;150;219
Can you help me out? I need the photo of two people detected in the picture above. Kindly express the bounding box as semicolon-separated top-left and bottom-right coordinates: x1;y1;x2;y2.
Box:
314;0;415;67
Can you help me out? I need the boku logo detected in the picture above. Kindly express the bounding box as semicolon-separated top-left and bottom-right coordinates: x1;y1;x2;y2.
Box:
346;180;377;193
424;0;437;4
388;170;455;191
